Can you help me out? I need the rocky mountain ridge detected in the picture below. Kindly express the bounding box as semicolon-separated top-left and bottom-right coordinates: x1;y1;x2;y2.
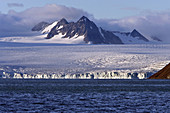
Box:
32;16;152;44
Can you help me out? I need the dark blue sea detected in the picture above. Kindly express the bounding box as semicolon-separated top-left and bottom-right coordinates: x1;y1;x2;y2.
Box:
0;79;169;112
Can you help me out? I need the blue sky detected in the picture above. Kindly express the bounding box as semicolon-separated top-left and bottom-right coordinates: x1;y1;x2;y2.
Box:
1;0;170;19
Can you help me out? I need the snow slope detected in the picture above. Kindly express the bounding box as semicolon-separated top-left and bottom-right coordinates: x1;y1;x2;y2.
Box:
42;21;58;34
0;33;155;44
0;34;85;44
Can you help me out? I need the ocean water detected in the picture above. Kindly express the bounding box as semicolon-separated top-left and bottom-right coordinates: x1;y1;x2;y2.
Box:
0;79;169;112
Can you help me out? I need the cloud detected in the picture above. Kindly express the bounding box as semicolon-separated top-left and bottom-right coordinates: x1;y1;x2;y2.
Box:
0;4;93;37
1;4;170;43
96;11;170;43
8;3;24;8
10;4;93;24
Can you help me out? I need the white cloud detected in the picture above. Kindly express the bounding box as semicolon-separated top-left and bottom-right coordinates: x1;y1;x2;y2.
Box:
1;4;170;43
0;4;93;37
96;11;170;42
8;4;93;25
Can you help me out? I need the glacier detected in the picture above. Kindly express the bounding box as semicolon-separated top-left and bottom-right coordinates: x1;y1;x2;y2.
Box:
0;41;170;79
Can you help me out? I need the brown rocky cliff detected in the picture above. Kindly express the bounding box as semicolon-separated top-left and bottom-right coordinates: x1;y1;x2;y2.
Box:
148;63;170;79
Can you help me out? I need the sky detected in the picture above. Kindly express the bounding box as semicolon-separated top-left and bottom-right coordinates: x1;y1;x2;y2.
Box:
1;0;170;42
1;0;170;19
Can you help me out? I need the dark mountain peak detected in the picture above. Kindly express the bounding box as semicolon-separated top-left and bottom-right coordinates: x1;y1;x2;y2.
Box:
131;29;140;36
130;29;149;42
132;29;137;32
77;16;90;23
80;16;89;20
46;16;123;44
58;18;68;25
32;21;49;31
77;16;97;31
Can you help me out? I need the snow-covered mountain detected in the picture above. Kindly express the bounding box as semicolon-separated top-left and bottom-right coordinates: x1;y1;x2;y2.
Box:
32;16;153;44
112;29;149;44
